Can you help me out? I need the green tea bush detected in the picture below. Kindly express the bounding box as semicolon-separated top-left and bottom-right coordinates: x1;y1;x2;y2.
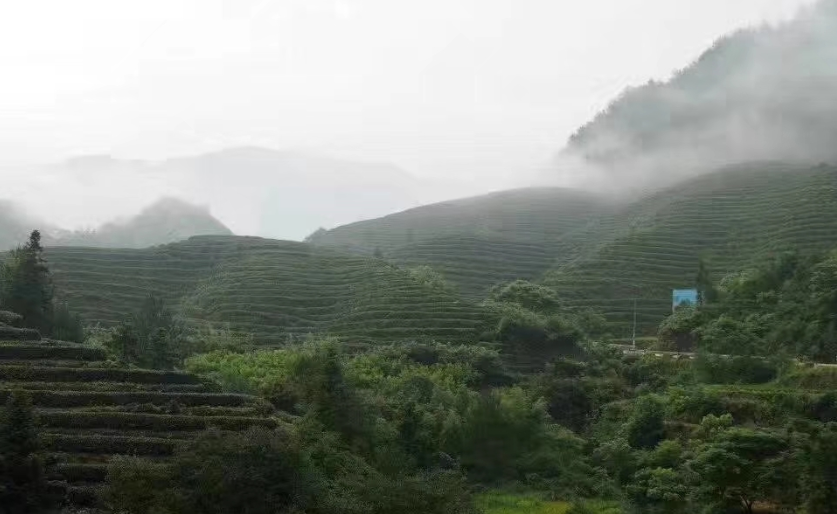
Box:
37;411;277;431
0;390;252;408
0;366;201;384
43;433;178;456
0;325;41;341
694;354;779;384
0;310;22;326
52;463;108;483
0;344;105;361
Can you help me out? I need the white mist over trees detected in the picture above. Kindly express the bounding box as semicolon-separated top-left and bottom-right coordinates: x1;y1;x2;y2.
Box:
552;0;837;195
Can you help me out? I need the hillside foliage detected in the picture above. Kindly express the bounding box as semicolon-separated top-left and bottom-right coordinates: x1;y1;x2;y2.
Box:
0;231;84;342
659;249;837;362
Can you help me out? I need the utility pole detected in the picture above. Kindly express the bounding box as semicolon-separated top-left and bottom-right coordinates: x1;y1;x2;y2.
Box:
632;298;637;349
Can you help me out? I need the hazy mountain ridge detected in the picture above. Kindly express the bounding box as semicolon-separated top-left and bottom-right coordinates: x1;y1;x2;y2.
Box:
50;198;233;249
0;198;232;250
309;187;613;252
556;0;837;194
3;147;453;242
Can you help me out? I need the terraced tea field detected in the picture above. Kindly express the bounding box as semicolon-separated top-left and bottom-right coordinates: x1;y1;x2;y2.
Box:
46;236;494;345
309;187;613;296
308;163;837;334
0;339;278;506
386;235;557;297
39;164;837;341
544;163;837;335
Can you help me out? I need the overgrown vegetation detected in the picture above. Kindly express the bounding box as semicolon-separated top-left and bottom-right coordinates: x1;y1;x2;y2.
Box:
94;260;837;513
4;218;837;514
0;230;85;342
0;390;53;513
659;250;837;362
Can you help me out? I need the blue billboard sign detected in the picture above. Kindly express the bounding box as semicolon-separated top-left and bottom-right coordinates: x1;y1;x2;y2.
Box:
672;289;698;311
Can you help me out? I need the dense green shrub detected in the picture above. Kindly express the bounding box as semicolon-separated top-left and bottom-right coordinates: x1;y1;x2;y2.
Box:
0;343;105;361
624;395;665;449
488;280;561;314
0;391;54;512
107;427;319;514
106;293;185;369
0;365;201;384
665;387;726;423
0;325;41;341
0;310;22;326
44;433;178;456
0;390;252;408
657;306;701;352
52;463;108;484
0;232;54;334
658;250;837;361
37;411;277;431
802;423;837;514
106;427;478;514
0;231;86;341
694;354;779;384
2;381;208;393
448;387;594;493
51;301;85;343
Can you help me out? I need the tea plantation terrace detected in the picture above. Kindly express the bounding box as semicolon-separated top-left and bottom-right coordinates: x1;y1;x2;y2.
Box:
543;163;837;335
0;339;280;506
45;237;495;346
309;187;615;297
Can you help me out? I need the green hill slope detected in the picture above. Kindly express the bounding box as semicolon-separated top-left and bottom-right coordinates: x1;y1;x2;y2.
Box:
47;236;493;345
386;235;558;298
543;163;837;336
309;187;612;296
0;339;277;506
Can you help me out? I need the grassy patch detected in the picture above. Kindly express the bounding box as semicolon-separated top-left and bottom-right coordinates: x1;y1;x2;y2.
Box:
475;492;621;514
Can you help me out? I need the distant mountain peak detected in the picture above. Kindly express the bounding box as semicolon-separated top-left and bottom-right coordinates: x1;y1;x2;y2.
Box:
139;197;212;215
0;197;235;250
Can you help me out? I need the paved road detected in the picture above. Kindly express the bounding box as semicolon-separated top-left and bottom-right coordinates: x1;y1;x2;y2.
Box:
608;344;837;368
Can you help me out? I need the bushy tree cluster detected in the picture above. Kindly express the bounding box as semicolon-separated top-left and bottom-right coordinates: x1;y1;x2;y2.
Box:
106;293;186;369
180;340;598;504
0;391;53;513
105;320;837;514
0;230;85;342
484;280;609;371
659;250;837;361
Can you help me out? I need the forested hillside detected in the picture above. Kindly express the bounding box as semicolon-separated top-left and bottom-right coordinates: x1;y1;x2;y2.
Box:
557;0;837;193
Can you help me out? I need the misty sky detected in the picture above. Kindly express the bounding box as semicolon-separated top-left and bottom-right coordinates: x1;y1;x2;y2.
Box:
0;0;819;233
